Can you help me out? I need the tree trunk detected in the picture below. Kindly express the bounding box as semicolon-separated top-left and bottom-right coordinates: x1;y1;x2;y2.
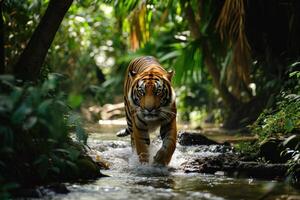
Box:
181;0;268;129
0;0;4;74
202;42;240;110
14;0;73;81
181;0;240;110
222;94;269;129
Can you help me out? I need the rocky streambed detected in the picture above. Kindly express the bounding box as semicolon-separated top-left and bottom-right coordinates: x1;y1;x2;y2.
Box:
177;131;290;180
50;127;298;200
34;125;299;200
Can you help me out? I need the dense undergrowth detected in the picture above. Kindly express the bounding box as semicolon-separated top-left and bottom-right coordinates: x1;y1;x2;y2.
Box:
236;69;300;183
0;74;102;199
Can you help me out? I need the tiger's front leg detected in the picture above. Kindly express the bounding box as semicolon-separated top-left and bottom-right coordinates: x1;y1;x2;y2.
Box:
153;118;177;166
132;121;150;164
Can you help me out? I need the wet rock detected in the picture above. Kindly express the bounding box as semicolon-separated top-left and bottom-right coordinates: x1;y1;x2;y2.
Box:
12;188;44;198
234;162;288;179
12;183;69;198
46;183;69;194
259;138;285;163
178;131;220;146
286;195;300;200
194;145;234;154
94;154;110;169
81;106;100;122
214;171;225;176
89;140;129;152
282;135;300;149
106;141;130;148
182;153;238;174
76;156;108;179
182;153;288;180
100;103;125;120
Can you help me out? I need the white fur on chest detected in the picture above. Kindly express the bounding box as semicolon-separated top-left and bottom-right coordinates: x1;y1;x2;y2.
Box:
146;121;161;133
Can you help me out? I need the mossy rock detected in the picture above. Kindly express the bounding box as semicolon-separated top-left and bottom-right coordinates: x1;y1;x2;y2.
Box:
76;156;105;179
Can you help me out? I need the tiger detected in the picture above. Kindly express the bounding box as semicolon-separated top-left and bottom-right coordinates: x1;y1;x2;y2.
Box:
116;56;177;166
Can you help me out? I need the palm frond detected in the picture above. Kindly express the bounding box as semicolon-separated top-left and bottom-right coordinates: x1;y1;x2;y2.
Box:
128;1;150;51
173;41;204;86
216;0;252;99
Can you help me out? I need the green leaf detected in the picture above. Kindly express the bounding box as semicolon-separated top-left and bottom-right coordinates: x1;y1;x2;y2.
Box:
23;116;38;130
37;99;52;114
0;95;14;113
284;119;294;133
67;148;81;160
10;87;23;104
0;75;15;89
54;148;70;155
159;50;180;62
11;104;32;124
67;94;83;109
50;166;60;174
76;126;88;145
66;160;78;171
34;155;49;178
0;74;14;82
289;71;300;78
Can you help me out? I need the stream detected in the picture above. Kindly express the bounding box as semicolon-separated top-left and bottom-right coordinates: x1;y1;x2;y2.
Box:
49;123;298;200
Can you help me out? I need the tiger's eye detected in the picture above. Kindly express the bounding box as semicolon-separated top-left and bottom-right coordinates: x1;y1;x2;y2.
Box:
156;88;162;95
137;87;144;96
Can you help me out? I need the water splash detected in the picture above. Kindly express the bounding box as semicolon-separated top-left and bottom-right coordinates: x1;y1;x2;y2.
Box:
89;136;230;176
92;139;173;176
49;135;296;200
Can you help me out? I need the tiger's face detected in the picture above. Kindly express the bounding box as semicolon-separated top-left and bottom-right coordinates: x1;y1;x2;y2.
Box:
128;70;175;122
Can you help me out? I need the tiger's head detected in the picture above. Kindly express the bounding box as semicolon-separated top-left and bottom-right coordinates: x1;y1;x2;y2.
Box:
128;69;176;122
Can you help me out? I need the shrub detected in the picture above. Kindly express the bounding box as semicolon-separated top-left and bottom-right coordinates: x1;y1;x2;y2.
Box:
0;74;100;197
252;93;300;141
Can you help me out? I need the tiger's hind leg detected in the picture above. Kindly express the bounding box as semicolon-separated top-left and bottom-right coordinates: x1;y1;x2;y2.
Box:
116;128;131;137
153;118;177;166
123;97;135;144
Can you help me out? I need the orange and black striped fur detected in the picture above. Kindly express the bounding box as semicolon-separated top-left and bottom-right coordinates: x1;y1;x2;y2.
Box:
119;56;177;166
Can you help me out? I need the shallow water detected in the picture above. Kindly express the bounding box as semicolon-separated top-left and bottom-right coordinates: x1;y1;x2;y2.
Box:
51;124;298;200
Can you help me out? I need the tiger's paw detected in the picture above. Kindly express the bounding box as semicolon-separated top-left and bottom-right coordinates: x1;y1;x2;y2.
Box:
116;129;130;137
153;149;167;166
138;152;149;164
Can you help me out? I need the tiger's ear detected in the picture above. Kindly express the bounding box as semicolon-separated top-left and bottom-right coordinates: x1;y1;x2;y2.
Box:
129;70;137;78
165;70;174;81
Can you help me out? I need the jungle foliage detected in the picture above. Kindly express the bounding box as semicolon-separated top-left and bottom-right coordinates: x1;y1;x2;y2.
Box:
4;0;299;127
1;0;300;196
1;0;104;197
0;74;102;198
103;0;300;128
251;70;300;181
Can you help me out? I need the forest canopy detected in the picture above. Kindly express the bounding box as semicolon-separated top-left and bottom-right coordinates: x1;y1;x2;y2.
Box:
2;0;299;128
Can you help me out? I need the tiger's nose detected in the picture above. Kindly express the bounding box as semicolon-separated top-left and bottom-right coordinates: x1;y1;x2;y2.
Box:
144;107;157;114
145;108;154;112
